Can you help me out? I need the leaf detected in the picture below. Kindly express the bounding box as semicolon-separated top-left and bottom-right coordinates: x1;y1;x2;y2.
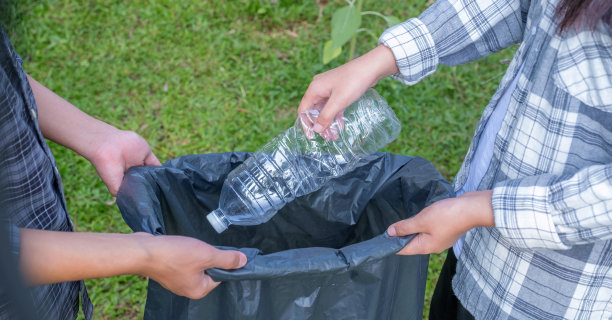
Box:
384;15;401;27
323;40;342;64
331;6;361;49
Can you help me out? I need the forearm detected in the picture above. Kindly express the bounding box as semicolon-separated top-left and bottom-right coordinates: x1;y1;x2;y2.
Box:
357;45;400;86
458;190;495;228
27;74;118;160
19;229;151;285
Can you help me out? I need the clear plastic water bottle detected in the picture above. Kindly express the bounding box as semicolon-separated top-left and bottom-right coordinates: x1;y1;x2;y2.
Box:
206;89;401;233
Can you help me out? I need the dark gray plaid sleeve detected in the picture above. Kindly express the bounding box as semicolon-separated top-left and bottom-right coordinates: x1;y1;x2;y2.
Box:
0;28;93;320
8;224;20;257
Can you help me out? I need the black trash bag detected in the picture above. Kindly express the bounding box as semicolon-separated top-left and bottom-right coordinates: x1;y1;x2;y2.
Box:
117;152;453;320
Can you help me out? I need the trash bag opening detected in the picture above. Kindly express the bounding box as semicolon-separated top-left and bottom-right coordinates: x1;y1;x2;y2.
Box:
119;152;451;255
188;168;429;256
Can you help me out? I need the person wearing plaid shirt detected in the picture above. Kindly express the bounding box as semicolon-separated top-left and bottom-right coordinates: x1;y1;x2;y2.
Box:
0;28;247;319
299;0;611;318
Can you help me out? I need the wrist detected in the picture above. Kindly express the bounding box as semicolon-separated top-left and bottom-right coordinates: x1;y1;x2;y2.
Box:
351;45;399;88
87;127;123;160
130;232;156;277
458;190;495;228
369;45;399;83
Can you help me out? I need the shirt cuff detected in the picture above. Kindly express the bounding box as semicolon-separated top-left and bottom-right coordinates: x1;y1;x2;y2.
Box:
8;224;21;257
378;18;438;85
15;53;23;66
492;174;568;250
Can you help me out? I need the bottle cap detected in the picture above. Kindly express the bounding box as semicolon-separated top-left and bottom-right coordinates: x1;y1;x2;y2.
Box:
206;210;228;233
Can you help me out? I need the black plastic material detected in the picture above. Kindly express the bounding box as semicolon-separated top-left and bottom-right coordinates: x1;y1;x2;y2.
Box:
117;152;453;320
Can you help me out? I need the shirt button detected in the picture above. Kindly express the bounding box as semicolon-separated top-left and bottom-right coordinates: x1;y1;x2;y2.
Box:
30;108;37;119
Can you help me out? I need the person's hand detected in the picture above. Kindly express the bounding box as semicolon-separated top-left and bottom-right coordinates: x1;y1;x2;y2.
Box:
387;190;495;255
139;233;247;299
87;129;161;196
297;45;399;138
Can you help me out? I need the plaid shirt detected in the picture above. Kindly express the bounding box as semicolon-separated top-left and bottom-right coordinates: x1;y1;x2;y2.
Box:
0;30;92;320
380;0;611;318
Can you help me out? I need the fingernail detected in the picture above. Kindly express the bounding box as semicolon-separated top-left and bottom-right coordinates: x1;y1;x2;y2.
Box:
306;130;314;140
313;123;324;133
239;253;247;267
387;226;397;237
322;131;331;141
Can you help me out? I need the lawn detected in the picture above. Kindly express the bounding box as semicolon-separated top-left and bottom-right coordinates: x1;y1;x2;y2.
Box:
4;0;515;318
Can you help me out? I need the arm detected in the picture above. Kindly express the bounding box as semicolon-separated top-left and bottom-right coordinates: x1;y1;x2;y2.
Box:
492;163;612;250
19;229;246;299
299;0;530;133
387;190;494;255
387;163;612;255
27;74;161;195
383;0;529;85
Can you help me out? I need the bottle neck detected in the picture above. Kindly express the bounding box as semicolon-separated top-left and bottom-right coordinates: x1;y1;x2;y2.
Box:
206;208;230;233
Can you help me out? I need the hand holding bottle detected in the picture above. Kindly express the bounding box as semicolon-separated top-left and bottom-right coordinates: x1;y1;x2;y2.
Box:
297;45;399;137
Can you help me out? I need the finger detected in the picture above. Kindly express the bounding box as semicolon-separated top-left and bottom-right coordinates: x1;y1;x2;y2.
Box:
325;126;339;141
144;151;162;166
107;184;119;197
98;165;122;196
298;90;326;138
314;93;351;133
198;272;221;299
209;249;247;270
297;86;323;115
387;217;419;237
335;111;345;131
298;112;315;140
297;94;312;115
320;129;330;141
188;271;221;299
396;233;428;256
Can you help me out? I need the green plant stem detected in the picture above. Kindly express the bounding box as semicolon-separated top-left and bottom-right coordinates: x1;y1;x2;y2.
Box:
347;0;363;61
356;28;378;41
361;11;387;20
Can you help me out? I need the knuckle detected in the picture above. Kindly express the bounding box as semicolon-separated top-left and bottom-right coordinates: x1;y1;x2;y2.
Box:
185;282;209;299
123;130;140;139
187;290;204;300
429;244;442;254
394;222;409;235
318;114;333;125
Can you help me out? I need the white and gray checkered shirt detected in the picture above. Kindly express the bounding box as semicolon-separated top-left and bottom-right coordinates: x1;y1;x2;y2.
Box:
380;0;611;318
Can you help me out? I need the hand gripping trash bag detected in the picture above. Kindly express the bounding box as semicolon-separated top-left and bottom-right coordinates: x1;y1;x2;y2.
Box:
116;152;453;320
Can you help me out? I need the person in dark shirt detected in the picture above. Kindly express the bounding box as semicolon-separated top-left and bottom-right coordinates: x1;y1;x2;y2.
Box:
0;29;246;320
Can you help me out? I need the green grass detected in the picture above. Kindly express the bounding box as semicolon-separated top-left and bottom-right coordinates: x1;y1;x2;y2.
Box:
5;0;515;318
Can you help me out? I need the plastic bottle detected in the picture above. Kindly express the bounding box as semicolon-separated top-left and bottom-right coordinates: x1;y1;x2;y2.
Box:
206;89;401;233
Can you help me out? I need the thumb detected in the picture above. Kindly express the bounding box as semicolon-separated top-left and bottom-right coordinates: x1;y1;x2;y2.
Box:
144;151;162;166
210;249;247;270
387;217;419;237
97;164;123;196
313;94;351;133
196;274;221;299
